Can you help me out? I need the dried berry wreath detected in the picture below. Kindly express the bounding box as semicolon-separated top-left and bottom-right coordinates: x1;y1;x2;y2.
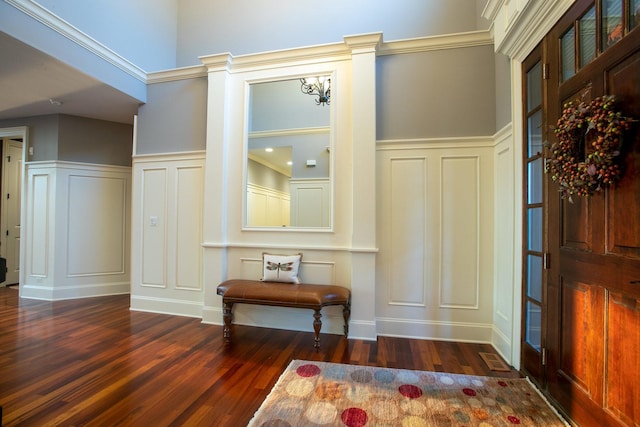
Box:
546;95;633;202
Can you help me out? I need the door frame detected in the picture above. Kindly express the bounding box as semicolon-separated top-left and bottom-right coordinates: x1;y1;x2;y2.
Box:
0;127;28;289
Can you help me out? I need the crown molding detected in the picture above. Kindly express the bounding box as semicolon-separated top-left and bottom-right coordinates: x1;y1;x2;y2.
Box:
147;65;208;84
197;30;494;76
199;42;353;74
4;0;147;82
378;30;493;56
490;0;574;60
344;32;383;54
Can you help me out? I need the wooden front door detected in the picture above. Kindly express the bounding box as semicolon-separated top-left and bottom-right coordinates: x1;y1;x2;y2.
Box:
527;1;640;426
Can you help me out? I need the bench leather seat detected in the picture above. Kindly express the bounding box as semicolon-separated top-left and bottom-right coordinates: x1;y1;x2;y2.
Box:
216;279;350;307
216;279;351;348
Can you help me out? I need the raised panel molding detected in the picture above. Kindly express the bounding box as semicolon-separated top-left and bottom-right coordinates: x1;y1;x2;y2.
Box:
389;156;427;306
238;256;336;285
492;124;516;365
559;280;591;393
289;179;330;228
22;162;131;300
67;175;127;276
175;166;204;291
131;155;205;318
28;173;50;277
141;168;168;287
440;156;480;309
606;293;640;426
376;140;494;344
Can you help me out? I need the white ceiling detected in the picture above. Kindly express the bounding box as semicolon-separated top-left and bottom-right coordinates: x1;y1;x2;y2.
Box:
0;32;142;125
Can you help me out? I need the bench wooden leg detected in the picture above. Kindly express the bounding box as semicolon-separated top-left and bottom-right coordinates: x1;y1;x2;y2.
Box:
312;309;322;349
343;303;351;338
222;301;234;343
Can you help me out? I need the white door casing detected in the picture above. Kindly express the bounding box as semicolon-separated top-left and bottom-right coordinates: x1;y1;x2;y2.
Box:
1;137;23;285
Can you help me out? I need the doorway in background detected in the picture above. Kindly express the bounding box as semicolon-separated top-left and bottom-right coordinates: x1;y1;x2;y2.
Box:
0;127;27;288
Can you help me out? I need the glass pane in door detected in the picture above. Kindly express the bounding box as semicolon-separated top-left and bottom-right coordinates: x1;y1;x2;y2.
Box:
527;254;543;302
523;56;544;365
528;208;543;252
527;111;543;156
526;301;542;350
527;62;542;110
561;27;576;81
528;158;543;204
633;0;640;29
579;6;596;68
602;0;623;51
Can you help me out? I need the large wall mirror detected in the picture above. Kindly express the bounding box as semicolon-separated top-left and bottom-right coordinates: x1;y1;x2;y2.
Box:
245;77;332;229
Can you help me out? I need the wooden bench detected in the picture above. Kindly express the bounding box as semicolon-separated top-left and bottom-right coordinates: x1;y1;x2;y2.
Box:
216;279;351;348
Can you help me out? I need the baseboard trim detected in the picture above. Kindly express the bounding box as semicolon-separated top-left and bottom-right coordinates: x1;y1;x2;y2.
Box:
491;325;514;366
129;295;203;318
20;282;130;301
376;317;493;343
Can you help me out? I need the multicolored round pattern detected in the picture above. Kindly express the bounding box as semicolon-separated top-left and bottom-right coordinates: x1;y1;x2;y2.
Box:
250;361;568;427
341;407;367;427
296;364;321;378
398;384;423;399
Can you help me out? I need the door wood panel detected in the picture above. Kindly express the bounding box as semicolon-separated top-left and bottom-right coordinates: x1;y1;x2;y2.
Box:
606;293;640;426
532;1;640;426
607;53;640;258
562;197;592;251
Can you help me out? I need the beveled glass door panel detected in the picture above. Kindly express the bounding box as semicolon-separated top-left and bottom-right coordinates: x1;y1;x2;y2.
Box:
522;49;545;382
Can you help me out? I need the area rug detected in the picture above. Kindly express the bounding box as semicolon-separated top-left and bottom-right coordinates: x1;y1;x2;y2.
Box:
248;360;568;427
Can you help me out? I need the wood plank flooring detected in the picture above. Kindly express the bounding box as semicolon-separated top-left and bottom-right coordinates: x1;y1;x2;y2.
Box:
0;286;519;426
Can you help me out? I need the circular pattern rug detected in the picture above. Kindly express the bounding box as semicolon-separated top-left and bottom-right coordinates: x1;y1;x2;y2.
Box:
248;360;568;426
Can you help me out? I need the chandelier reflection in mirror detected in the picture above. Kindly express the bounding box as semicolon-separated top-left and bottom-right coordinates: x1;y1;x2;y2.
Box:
300;76;331;106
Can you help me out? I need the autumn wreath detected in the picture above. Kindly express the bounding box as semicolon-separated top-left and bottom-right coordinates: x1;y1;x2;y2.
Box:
546;95;633;201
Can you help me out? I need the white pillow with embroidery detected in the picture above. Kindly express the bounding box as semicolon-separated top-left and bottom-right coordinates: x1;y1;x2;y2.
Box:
261;253;302;283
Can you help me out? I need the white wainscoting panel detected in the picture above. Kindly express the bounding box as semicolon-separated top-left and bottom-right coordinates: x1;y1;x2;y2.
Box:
22;162;131;300
67;175;126;276
376;138;494;343
492;124;516;363
389;157;427;306
246;183;290;227
289;179;330;228
29;173;50;277
131;152;205;318
175;166;204;290
440;156;479;309
141;168;167;287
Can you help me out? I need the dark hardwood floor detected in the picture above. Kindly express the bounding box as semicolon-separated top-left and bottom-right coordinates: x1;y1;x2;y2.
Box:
0;286;519;426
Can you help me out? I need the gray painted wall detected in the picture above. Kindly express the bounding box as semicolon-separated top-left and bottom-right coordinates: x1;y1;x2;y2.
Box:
0;2;146;103
135;78;208;155
250;79;330;132
494;52;512;130
376;45;497;140
0;115;59;161
248;159;290;193
137;44;498;156
176;0;482;66
0;114;132;165
58;115;132;166
35;0;178;72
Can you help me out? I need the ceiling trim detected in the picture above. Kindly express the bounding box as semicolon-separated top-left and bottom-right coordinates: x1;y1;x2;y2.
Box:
5;0;147;82
378;30;493;56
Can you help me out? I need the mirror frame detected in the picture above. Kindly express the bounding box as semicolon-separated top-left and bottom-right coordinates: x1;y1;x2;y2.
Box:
242;73;335;231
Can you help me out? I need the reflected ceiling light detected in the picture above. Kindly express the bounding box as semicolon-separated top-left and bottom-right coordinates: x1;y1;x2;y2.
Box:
49;98;63;106
300;76;330;106
265;147;273;152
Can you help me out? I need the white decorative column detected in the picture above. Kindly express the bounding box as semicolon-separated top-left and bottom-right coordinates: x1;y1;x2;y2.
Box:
200;53;233;323
344;33;382;340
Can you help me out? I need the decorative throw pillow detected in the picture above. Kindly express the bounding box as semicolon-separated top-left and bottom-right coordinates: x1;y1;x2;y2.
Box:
261;252;302;283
